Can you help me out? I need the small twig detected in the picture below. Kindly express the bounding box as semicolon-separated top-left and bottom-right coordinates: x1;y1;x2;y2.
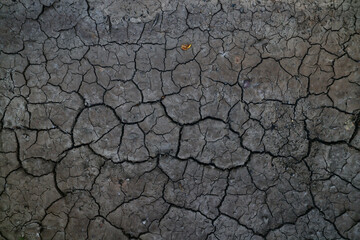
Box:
107;15;112;33
150;13;160;32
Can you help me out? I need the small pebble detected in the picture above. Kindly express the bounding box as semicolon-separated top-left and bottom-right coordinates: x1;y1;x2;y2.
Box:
243;79;251;88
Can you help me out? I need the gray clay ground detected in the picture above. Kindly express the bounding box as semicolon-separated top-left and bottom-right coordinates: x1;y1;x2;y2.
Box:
0;0;360;239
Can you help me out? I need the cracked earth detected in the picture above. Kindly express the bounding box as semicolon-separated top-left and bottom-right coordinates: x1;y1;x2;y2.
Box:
0;0;359;239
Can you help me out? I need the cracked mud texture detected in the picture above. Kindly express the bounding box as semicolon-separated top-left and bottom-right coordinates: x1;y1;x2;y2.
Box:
0;0;359;239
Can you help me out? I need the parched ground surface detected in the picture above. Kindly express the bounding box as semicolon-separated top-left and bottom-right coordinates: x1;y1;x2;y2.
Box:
0;0;360;239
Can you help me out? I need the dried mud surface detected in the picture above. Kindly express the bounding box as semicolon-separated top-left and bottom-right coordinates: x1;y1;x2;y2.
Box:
0;0;359;239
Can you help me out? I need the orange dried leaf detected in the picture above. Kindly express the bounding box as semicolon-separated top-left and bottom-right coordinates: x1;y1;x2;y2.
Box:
181;44;192;50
